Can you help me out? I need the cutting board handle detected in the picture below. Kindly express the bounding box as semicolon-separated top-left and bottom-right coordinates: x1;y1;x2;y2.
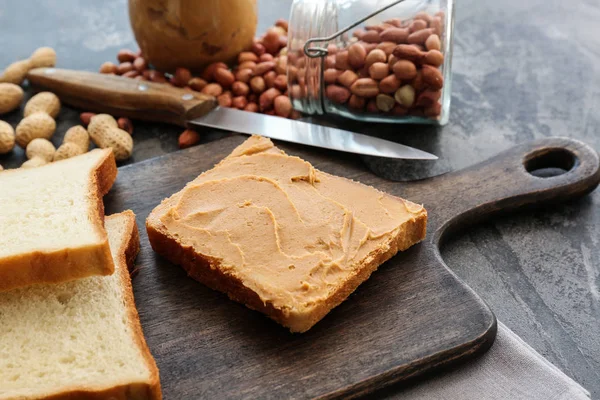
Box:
410;137;600;243
26;68;217;127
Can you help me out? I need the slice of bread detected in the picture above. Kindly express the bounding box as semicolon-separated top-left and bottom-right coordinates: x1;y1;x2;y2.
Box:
0;210;161;400
147;136;427;332
0;148;117;292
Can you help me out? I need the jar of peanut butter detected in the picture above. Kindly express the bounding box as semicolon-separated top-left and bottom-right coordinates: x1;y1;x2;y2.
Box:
287;0;454;125
128;0;258;72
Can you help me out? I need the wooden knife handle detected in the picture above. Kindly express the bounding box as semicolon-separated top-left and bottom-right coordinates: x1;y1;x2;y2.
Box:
27;68;217;127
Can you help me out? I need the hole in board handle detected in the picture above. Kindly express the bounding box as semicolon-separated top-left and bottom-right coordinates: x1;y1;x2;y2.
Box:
524;148;577;178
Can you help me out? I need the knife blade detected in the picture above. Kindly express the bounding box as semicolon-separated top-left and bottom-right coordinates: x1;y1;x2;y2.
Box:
190;107;437;159
27;68;437;160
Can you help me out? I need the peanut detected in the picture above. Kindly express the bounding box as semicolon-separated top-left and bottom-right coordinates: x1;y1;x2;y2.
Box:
276;19;289;31
392;104;408;115
214;68;235;88
259;88;281;111
264;71;277;88
393;60;417;80
412;70;425;91
431;17;443;36
376;94;395;112
350;78;379;98
0;120;15;154
244;102;259;112
117;117;133;135
123;70;139;79
188;77;207;91
274;74;288;91
394;85;415;107
365;49;387;68
29;47;57;68
379;74;401;94
148;70;167;83
380;28;409;43
117;49;137;63
335;51;350;70
376;42;397;56
24;92;61;118
250;76;266;94
407;28;434;45
275;55;288;75
274;95;292;118
385;18;403;28
178;129;201;149
218;92;233;107
232;81;250;96
348;94;366;109
366;100;379;113
416;89;442;107
423;50;444;67
239;61;257;71
409;20;428;33
337;70;359;88
133;57;147;72
348;43;367;69
251;41;266;56
263;28;282;54
424;102;442;117
80;112;96;127
326;85;351;104
117;62;133;75
414;11;432;24
235;68;254;83
369;63;389;80
232;96;248;109
425;34;441;51
201;83;224;97
254;61;276;76
239;52;259;63
172;67;192;87
53;142;84;161
0;83;23;114
421;65;444;89
362;31;381;43
62;125;90;151
324;69;342;84
260;53;275;62
21;157;48;169
201;62;227;81
392;45;424;63
16;112;56;148
0;59;32;85
99;62;118;74
88;114;133;161
26;138;55;162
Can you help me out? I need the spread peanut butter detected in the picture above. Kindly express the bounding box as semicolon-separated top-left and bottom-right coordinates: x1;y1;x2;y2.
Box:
159;136;425;315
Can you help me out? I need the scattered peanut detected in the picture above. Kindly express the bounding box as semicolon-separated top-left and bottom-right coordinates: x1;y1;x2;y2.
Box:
117;117;134;135
29;47;57;68
0;83;24;114
53;142;85;161
0;120;15;154
88;114;133;161
0;59;32;85
274;95;292;118
26;138;55;162
16;112;56;148
178;129;201;149
24;92;61;118
80;112;96;127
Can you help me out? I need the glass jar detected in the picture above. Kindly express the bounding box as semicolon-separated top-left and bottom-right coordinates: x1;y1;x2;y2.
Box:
287;0;454;125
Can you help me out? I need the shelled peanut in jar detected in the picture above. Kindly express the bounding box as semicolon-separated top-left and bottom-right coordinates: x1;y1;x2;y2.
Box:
288;0;453;125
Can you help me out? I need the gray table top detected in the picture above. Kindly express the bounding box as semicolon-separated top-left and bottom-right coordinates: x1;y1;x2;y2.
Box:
1;0;598;397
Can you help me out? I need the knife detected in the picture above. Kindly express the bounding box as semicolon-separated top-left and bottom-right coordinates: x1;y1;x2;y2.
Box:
27;68;437;160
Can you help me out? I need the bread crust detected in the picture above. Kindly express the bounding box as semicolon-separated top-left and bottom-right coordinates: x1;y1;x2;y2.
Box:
22;211;162;400
0;149;117;292
147;195;427;333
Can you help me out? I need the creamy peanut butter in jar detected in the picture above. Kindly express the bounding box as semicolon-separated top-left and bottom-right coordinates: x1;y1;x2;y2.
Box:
128;0;258;71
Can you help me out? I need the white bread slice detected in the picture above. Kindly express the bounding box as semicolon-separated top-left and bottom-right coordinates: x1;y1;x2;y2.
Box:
0;148;117;292
0;210;161;400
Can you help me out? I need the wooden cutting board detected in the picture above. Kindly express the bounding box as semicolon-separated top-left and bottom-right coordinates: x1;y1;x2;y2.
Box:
104;135;599;399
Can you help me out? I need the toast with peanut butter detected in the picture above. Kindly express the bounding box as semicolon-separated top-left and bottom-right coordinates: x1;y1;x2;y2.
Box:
146;136;427;333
